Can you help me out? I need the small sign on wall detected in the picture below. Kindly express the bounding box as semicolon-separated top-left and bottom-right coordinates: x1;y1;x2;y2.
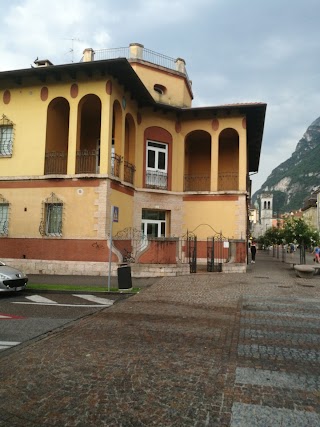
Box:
223;241;230;248
113;206;119;223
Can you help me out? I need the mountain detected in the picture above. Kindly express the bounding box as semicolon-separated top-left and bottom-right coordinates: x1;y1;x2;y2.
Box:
252;116;320;213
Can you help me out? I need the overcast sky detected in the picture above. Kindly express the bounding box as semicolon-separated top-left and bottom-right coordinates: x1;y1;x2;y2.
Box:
1;0;320;193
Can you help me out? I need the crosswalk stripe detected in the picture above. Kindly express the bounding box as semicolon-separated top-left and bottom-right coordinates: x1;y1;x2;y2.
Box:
0;341;21;350
72;294;114;305
12;294;115;307
26;295;58;304
13;302;112;307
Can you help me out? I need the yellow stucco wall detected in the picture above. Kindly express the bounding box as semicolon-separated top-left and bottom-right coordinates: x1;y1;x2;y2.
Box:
0;185;98;238
130;63;192;108
109;189;134;235
183;197;246;239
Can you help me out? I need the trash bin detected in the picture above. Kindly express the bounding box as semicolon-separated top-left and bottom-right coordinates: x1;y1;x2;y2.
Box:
117;264;132;289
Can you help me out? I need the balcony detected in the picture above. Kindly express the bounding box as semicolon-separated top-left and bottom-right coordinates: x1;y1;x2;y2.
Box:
124;160;135;184
111;153;122;178
76;149;99;174
218;172;239;191
44;152;67;175
184;175;210;191
145;171;168;190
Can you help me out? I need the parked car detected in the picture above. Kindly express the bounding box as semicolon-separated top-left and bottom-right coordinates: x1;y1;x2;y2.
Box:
0;261;28;292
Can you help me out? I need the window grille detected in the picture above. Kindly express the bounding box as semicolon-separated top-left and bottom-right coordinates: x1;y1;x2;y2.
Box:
39;193;64;237
0;115;14;156
0;194;9;236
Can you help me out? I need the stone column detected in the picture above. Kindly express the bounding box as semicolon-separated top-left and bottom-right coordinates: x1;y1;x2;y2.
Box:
67;102;78;174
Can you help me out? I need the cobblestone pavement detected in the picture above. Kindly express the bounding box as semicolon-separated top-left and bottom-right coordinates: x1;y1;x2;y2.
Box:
0;252;320;426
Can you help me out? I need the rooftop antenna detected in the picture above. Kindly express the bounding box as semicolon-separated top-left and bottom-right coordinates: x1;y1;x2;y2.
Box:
63;38;82;63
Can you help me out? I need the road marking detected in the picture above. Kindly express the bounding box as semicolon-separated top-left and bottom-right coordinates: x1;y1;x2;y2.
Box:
0;341;21;350
13;302;112;307
73;294;114;305
0;312;25;320
12;294;115;308
26;295;58;304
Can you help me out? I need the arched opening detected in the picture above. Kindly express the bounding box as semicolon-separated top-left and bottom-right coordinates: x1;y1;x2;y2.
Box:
184;130;211;191
218;128;239;191
124;114;136;184
44;97;70;174
76;94;101;174
111;100;123;177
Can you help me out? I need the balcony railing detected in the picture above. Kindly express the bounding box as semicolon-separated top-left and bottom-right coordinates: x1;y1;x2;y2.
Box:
111;153;122;178
184;175;210;191
218;172;239;191
124;160;135;184
93;46;190;81
44;152;67;175
145;170;168;190
76;149;99;174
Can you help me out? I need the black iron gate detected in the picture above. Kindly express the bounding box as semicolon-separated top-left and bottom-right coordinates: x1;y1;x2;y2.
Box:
187;232;197;273
207;234;224;272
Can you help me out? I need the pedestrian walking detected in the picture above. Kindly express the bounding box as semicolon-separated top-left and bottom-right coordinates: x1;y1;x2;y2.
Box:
313;245;320;263
250;241;257;263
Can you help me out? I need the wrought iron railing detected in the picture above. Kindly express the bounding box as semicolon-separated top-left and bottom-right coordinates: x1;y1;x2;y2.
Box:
124;160;135;184
94;47;130;61
44;152;68;175
111;153;122;178
0;220;8;236
93;46;189;81
145;171;168;190
76;149;99;174
184;175;210;191
218;172;239;191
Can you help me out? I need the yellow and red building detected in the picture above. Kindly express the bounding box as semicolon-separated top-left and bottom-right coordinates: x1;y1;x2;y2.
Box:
0;43;266;276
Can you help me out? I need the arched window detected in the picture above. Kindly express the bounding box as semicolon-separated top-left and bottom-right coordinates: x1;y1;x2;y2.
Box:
153;84;167;95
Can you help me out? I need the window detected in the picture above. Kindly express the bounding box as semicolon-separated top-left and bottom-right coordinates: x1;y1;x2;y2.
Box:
0;196;9;236
40;193;63;237
0;115;14;156
142;210;167;238
46;203;63;236
146;141;168;189
153;84;166;95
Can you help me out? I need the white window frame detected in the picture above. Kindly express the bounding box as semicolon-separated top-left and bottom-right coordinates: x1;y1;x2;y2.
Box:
141;210;167;238
45;203;63;236
146;140;168;189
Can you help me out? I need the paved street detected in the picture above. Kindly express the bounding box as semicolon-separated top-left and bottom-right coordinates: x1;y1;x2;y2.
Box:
0;251;320;426
0;293;127;353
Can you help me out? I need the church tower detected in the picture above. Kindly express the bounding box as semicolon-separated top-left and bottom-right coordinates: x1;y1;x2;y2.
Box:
260;193;273;231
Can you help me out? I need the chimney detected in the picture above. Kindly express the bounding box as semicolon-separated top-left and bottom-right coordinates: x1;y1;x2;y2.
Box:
34;59;53;67
82;48;95;62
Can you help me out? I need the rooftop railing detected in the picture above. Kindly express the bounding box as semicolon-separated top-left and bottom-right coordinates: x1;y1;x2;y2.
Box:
90;44;189;81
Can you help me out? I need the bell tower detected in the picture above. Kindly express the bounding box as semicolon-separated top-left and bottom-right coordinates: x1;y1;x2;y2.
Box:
260;192;273;231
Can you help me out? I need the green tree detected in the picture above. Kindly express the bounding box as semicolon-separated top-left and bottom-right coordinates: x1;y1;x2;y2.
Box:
282;217;320;247
260;226;284;247
282;217;320;264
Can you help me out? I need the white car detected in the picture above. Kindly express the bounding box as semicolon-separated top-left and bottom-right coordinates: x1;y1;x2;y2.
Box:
0;261;28;292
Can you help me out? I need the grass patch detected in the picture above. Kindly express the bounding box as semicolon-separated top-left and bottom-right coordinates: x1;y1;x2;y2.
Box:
27;283;140;293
